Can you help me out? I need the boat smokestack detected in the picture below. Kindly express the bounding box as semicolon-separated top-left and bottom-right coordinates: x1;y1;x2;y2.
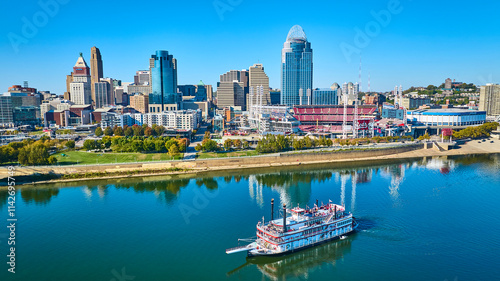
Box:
334;205;337;219
316;199;318;207
271;199;274;221
283;204;287;232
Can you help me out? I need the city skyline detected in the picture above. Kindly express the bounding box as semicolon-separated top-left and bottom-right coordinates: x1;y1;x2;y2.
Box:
1;0;500;95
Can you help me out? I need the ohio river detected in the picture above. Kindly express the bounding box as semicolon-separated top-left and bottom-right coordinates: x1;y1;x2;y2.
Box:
1;154;499;281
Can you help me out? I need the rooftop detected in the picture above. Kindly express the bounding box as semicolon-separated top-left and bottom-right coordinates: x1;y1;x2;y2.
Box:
286;25;307;42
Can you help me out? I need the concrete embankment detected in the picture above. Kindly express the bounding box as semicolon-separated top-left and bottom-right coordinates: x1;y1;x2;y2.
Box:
2;140;499;186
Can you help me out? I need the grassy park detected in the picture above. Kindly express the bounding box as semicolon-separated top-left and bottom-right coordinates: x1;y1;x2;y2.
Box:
53;151;183;165
197;150;259;159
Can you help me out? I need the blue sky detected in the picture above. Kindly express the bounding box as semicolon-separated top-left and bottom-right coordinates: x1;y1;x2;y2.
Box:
1;0;499;94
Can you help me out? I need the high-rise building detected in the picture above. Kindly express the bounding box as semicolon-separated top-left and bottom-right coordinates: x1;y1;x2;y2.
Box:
69;53;92;105
149;50;178;113
94;81;110;109
281;25;313;106
100;78;115;106
217;70;248;109
90;47;104;106
0;94;13;125
479;84;500;116
248;63;270;106
312;88;338;105
129;94;149;114
341;82;359;105
134;70;150;85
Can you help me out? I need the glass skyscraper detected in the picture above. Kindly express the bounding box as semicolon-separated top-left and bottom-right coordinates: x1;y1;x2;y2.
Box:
281;25;313;106
150;50;178;112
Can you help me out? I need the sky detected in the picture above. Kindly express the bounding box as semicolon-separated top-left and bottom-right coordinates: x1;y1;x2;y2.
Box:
0;0;499;95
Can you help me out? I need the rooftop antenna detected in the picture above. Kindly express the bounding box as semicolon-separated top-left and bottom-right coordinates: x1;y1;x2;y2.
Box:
359;55;362;93
368;72;371;93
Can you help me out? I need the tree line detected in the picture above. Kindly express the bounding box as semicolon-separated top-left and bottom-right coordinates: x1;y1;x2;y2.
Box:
0;137;60;165
95;124;167;138
452;122;499;139
83;136;188;156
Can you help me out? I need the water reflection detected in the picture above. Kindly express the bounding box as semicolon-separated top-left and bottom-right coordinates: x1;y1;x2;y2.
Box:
228;238;353;280
20;188;60;205
7;154;499;206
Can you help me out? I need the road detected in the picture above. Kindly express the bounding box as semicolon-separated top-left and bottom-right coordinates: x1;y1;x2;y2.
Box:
183;125;207;160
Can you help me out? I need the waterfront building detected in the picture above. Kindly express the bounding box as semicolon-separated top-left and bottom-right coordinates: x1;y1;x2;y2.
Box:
281;25;313;106
101;110;201;131
312;88;338;105
149;50;178;112
479;84;500;116
70;53;92;105
407;109;486;126
248;64;270;106
293;105;377;134
90;46;104;106
129;93;149;113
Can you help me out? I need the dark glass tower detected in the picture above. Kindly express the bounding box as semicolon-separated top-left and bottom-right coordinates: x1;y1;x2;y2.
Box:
281;25;313;106
150;50;178;111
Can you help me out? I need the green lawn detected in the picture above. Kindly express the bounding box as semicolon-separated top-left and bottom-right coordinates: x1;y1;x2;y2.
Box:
197;150;260;159
53;151;184;165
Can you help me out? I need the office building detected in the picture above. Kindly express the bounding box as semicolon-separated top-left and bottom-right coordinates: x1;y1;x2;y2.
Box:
90;46;104;106
0;94;13;125
341;82;359;105
149;50;178;112
94;81;110;109
70;53;92;105
248;63;270;106
402;97;431;110
129;94;149;114
217;70;248;109
312;88;338;105
281;25;313;106
134;70;150;85
479;84;500;116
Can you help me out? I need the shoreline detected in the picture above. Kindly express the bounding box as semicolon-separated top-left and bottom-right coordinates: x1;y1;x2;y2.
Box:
3;140;499;188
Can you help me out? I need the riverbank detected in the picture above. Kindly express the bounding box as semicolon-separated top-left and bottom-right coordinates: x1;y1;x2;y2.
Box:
2;140;499;187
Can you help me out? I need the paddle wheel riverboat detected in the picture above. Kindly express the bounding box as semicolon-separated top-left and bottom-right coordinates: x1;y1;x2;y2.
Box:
226;199;358;257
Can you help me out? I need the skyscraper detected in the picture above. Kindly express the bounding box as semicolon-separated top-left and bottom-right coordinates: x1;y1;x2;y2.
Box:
479;84;500;116
248;63;270;106
69;53;92;105
281;25;313;106
90;46;103;106
217;70;248;109
149;50;178;112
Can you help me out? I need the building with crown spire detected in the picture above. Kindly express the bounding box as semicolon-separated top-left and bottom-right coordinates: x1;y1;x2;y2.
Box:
281;25;313;106
90;46;103;106
69;53;92;105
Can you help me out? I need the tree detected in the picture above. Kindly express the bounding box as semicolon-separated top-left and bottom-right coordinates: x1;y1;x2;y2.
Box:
65;140;75;150
293;139;303;150
195;144;203;151
18;144;51;166
242;140;249;149
233;139;242;149
143;139;155;152
169;143;179;157
204;131;211;140
144;127;153;137
202;139;219;152
165;139;178;151
154;125;165;137
104;126;113;136
224;139;233;150
124;126;134;137
154;140;166;152
132;125;144;136
114;126;124;136
95;127;103;137
83;139;97;151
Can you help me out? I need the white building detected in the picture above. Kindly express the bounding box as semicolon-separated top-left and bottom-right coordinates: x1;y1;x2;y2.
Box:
101;110;201;131
408;109;487;127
